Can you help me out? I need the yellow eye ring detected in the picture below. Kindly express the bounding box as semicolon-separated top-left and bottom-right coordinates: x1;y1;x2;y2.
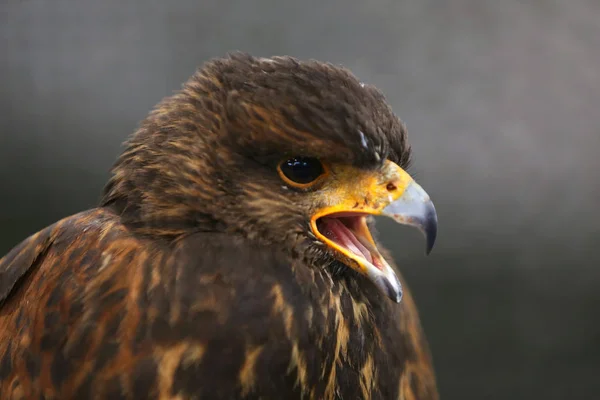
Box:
277;157;329;190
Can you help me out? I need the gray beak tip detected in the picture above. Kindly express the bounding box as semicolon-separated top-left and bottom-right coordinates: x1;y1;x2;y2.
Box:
393;292;403;303
381;179;438;257
424;207;438;255
371;270;403;303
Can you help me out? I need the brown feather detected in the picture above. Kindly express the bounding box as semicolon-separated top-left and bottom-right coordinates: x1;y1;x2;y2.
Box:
0;53;437;399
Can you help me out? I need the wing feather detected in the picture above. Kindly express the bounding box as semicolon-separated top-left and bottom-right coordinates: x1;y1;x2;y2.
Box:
0;225;55;305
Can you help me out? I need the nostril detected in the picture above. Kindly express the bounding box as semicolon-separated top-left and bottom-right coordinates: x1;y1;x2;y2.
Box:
386;182;397;192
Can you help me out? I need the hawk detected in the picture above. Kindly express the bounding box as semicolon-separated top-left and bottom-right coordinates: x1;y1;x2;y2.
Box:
0;53;438;399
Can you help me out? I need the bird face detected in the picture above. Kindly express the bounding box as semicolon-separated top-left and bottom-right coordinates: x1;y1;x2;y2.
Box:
273;155;436;303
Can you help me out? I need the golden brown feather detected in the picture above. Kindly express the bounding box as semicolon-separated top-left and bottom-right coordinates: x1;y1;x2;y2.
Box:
0;53;438;399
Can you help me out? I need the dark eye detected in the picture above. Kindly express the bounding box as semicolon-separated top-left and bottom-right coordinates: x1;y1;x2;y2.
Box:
277;157;327;188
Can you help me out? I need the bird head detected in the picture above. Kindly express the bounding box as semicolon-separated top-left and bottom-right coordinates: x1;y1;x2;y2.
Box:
103;53;437;303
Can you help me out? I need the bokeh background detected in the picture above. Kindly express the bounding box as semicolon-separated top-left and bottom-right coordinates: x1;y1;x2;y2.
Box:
1;0;599;398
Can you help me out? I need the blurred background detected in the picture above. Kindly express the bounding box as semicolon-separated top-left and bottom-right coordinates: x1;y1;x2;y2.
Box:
1;0;599;398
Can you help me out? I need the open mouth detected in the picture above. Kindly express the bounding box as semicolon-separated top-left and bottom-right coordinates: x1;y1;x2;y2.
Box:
306;160;437;303
312;212;403;302
315;214;387;273
302;160;437;303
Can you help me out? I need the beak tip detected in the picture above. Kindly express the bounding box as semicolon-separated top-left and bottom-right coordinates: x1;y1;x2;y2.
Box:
389;287;403;303
373;272;403;303
381;179;438;257
424;206;438;255
425;229;436;255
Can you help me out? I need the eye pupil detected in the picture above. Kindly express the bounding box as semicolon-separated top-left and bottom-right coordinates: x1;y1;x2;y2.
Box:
280;157;324;185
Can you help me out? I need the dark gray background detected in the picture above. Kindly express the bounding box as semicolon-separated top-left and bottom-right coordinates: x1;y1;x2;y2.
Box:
1;0;599;398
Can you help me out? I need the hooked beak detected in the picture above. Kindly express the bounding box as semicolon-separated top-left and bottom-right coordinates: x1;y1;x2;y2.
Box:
310;160;437;303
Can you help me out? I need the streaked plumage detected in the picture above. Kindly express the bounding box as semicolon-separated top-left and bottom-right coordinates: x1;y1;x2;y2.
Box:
0;53;438;399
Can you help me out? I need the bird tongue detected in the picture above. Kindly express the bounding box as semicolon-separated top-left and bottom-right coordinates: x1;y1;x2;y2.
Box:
319;218;374;264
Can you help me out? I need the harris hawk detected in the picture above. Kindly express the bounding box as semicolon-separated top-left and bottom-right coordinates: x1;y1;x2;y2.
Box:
0;53;439;400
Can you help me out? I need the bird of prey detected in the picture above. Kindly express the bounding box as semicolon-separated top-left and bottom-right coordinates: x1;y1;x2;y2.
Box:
0;53;438;400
